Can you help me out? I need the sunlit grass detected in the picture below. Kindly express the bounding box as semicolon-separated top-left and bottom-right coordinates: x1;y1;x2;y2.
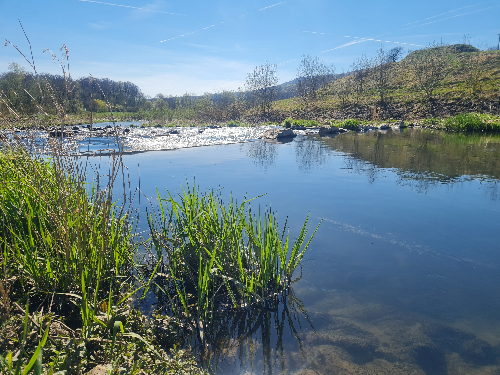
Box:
147;183;320;331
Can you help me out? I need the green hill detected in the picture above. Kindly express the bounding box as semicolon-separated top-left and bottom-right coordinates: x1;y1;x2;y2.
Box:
272;44;500;122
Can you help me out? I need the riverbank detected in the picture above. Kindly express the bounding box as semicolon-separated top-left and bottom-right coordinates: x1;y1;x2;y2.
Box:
0;147;204;374
3;110;500;136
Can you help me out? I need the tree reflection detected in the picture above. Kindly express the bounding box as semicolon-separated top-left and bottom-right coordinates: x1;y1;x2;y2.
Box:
316;129;500;197
246;140;279;169
294;135;330;171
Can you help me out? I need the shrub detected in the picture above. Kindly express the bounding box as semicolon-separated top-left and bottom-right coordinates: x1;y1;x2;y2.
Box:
422;117;441;126
443;113;500;132
227;120;242;127
283;118;319;128
339;118;361;130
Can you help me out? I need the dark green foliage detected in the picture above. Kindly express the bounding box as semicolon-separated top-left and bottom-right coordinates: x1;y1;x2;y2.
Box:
339;118;361;130
283;118;319;128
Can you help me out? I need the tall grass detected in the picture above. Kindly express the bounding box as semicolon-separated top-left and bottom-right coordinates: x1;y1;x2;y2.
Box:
147;183;319;336
0;150;133;301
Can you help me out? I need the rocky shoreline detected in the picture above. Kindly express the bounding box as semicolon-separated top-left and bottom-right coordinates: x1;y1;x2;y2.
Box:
0;120;463;155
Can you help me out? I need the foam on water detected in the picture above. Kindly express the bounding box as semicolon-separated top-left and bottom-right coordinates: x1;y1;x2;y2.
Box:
123;125;276;152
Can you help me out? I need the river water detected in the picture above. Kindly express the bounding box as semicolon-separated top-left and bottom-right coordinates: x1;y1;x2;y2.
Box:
91;127;500;374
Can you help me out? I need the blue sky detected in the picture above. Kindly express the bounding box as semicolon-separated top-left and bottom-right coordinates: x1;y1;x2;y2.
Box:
1;0;499;97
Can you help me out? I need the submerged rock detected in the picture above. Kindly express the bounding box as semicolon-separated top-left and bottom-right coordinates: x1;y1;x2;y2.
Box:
49;129;73;138
319;125;339;136
260;128;296;140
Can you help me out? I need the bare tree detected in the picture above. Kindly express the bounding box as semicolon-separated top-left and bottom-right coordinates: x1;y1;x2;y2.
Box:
405;41;452;105
350;54;370;103
386;46;404;63
245;61;279;116
462;52;486;99
296;54;332;103
369;46;396;105
333;72;354;107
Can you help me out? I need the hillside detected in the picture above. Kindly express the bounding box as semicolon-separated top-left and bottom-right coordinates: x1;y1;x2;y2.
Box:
271;45;500;122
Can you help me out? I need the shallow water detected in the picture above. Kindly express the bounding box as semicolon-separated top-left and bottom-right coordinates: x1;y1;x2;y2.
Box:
97;128;500;374
73;122;279;154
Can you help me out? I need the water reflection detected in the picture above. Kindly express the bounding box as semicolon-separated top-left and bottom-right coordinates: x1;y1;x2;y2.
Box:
294;135;330;172
92;132;500;374
202;288;312;374
246;140;279;169
301;129;500;196
153;285;312;374
315;129;500;181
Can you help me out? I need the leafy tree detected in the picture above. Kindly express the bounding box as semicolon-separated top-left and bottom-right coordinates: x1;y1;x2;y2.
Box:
94;99;108;112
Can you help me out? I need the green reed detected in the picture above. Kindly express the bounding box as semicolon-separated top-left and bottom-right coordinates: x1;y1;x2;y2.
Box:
147;183;320;329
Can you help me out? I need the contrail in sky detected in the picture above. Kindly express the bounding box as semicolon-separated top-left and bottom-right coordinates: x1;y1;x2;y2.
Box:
343;36;424;47
259;1;286;11
299;31;424;46
401;1;487;26
158;1;287;44
158;23;225;43
77;0;185;16
400;6;498;31
301;2;496;56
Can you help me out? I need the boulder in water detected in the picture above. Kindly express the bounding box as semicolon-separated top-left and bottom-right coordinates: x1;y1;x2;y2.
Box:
260;129;296;139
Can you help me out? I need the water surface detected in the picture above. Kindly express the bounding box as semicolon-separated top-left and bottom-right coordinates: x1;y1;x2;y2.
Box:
101;128;500;374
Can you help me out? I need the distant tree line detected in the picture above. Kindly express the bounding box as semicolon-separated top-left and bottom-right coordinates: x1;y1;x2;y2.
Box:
0;64;146;116
1;42;495;123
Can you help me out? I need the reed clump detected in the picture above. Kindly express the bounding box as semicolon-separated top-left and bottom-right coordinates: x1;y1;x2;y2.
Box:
283;118;320;128
147;183;320;333
0;150;133;302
